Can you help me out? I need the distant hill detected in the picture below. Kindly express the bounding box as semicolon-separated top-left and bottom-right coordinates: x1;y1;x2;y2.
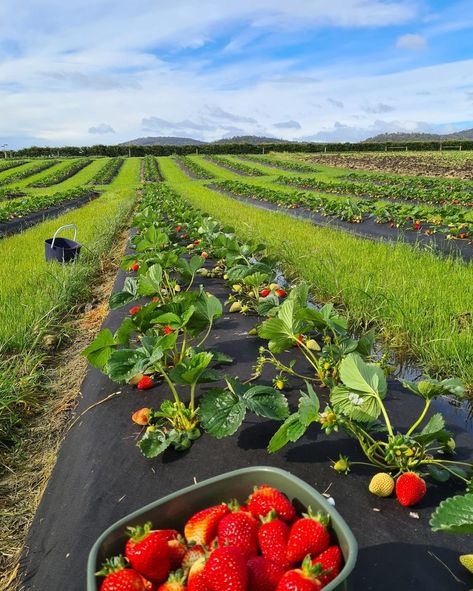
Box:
365;128;473;143
119;135;291;146
119;136;206;146
212;135;288;145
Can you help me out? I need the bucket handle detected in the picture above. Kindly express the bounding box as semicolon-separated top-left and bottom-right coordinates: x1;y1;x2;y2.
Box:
50;224;77;249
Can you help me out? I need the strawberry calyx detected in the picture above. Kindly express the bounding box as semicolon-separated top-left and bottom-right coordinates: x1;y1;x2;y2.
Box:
226;498;242;512
259;509;278;524
300;554;331;580
96;554;128;576
301;506;330;528
127;521;153;543
164;569;187;584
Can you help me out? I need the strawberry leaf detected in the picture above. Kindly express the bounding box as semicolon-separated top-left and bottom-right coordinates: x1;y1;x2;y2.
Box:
109;277;138;309
82;328;116;368
430;493;473;533
242;386;289;419
199;389;246;438
268;413;306;453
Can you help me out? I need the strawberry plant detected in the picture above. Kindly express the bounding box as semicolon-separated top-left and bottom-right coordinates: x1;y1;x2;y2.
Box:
143;155;163;182
269;352;472;491
29;158;93;187
89;157;124;185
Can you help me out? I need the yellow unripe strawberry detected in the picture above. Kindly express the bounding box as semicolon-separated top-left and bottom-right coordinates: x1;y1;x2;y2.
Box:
369;473;395;497
128;373;144;386
241;305;249;313
199;268;209;277
229;301;242;313
459;554;473;574
186;243;195;249
275;379;285;390
223;274;229;280
248;327;257;335
174;284;181;292
306;339;321;351
232;284;242;292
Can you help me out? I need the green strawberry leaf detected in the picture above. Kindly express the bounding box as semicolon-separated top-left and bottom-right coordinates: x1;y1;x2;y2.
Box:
298;383;320;426
199;388;246;438
139;428;179;458
109;277;138;309
82;328;116;368
267;413;306;453
242;386;289;420
430;493;473;533
427;464;450;483
106;349;149;383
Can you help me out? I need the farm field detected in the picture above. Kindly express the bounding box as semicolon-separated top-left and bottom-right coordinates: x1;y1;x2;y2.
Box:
3;150;473;591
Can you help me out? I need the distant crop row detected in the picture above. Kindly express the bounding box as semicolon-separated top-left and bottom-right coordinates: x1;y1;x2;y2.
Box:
29;159;93;187
0;160;29;172
242;154;321;173
0;161;58;186
212;179;472;239
143;155;163;182
90;157;124;185
176;155;214;179
207;155;264;175
0;187;26;200
0;187;94;223
276;174;473;208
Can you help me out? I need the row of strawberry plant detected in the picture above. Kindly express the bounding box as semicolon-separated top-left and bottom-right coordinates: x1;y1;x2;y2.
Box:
0;160;29;172
277;174;473;208
175;155;215;179
143;155;163;182
90;157;124;185
83;182;472;514
0;160;59;187
342;170;473;194
212;179;472;240
29;158;93;187
242;154;321;173
0;187;94;223
0;186;26;200
206;155;265;176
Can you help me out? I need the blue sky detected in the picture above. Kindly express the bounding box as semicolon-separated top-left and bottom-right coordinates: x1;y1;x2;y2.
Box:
0;0;472;147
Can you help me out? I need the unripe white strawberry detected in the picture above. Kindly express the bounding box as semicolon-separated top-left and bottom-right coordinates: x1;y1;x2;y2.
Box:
460;554;473;574
369;473;395;497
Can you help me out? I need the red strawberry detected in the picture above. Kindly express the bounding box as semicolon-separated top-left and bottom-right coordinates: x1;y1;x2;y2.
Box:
260;289;271;298
98;556;153;591
176;225;182;232
395;472;427;507
194;240;200;245
275;289;287;298
188;557;209;591
203;546;248;591
182;545;206;569
286;508;330;563
247;556;286;591
131;263;140;272
184;504;230;545
217;510;258;558
276;557;326;591
125;522;171;584
137;376;155;390
164;325;176;335
129;306;141;315
168;537;187;569
312;545;342;586
201;252;209;259
153;530;180;542
157;570;187;591
413;223;421;230
248;485;295;523
258;511;291;568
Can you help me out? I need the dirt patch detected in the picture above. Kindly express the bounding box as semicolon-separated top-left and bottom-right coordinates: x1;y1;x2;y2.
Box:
0;226;131;591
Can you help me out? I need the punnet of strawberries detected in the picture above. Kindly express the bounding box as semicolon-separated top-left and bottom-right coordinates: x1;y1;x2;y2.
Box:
96;484;344;591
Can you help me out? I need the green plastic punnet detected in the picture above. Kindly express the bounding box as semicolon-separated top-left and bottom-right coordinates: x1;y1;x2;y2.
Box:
87;466;357;591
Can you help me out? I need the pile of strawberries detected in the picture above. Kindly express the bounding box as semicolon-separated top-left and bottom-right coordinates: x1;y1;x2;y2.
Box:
97;485;344;591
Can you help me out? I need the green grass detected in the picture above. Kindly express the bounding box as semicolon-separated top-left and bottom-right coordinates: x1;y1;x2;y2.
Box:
159;155;473;392
0;160;140;443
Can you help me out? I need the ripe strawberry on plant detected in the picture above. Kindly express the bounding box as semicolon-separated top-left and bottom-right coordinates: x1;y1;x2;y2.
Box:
129;306;142;315
97;556;153;591
184;504;230;545
312;545;342;586
137;376;155;391
248;485;296;523
395;472;427;507
260;288;271;298
131;263;140;272
247;556;286;591
132;408;150;425
286;508;330;563
217;507;258;558
175;225;182;232
203;546;248;591
258;510;291;569
275;289;287;298
201;251;209;259
164;326;176;335
125;522;171;584
157;570;187;591
276;556;327;591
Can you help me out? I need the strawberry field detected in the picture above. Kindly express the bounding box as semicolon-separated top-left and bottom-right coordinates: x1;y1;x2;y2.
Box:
3;150;473;591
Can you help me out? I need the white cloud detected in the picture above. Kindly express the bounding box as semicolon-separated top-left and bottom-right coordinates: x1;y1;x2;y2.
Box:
274;120;301;129
396;33;427;50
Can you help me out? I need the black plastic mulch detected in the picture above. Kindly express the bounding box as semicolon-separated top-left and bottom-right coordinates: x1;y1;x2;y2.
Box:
20;257;473;591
